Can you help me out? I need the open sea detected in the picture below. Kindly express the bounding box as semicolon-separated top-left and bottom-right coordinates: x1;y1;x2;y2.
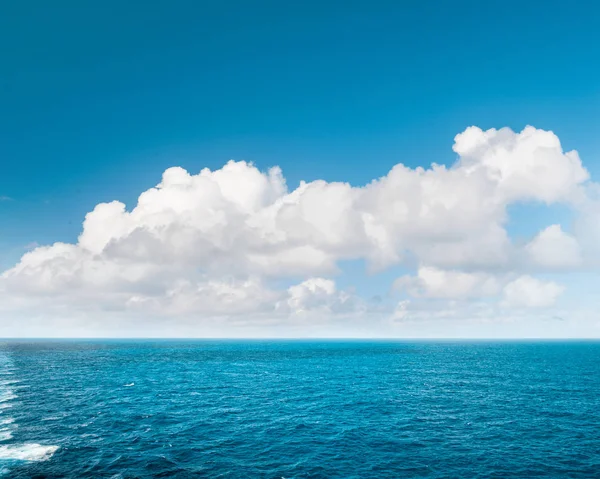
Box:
0;340;598;478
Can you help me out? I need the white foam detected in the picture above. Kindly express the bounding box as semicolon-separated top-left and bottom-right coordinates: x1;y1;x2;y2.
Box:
0;353;58;466
0;381;19;387
124;383;135;387
0;444;59;462
40;416;62;422
0;393;16;404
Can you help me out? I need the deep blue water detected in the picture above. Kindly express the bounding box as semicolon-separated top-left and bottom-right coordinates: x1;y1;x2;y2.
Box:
0;341;599;478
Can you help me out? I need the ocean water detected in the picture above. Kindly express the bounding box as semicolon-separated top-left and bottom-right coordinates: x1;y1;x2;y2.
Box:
1;340;599;478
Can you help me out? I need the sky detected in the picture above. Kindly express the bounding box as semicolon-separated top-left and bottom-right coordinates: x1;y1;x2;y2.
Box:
1;0;600;337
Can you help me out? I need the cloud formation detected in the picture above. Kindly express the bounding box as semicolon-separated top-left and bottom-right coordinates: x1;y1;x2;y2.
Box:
0;125;594;336
393;267;501;300
502;276;564;308
525;225;582;269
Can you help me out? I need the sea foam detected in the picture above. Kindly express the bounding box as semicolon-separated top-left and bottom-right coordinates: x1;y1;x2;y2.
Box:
0;444;59;462
0;350;59;472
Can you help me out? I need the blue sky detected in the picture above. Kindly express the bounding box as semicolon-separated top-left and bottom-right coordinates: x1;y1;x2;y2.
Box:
1;1;600;336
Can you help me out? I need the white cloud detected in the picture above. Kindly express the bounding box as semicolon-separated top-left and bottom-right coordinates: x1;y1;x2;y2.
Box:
126;277;281;317
570;188;600;268
286;278;337;312
453;126;588;204
394;266;501;299
284;278;360;316
525;225;582;269
502;276;564;308
0;125;592;335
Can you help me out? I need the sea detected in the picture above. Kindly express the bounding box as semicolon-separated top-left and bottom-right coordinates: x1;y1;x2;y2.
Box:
0;340;598;478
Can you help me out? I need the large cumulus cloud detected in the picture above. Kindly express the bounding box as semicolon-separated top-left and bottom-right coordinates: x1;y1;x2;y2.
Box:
0;125;593;335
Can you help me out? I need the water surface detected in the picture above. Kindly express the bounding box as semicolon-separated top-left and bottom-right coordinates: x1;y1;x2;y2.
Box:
2;340;599;477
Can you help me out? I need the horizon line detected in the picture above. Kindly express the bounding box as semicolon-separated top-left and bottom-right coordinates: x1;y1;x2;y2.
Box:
1;337;599;341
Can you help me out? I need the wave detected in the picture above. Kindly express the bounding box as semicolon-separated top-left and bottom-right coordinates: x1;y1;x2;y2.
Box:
0;381;19;387
0;444;59;462
40;416;63;422
0;350;60;476
0;393;16;404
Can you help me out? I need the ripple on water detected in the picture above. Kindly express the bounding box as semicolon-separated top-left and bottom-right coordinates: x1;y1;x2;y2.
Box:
2;341;600;478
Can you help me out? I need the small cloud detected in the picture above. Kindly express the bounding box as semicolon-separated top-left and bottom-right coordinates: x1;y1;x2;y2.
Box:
24;242;40;251
544;315;566;322
0;196;13;202
502;275;564;308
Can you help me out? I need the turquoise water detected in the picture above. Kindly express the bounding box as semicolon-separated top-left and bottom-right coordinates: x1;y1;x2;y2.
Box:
1;340;599;478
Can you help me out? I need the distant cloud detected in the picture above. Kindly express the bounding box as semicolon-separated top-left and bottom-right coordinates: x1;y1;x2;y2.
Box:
502;276;564;308
525;225;582;269
0;196;13;202
0;125;596;336
545;315;566;322
394;267;501;300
